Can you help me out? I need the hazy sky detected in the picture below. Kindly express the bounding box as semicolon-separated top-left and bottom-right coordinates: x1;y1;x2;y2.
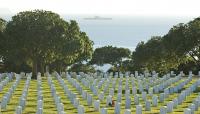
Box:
0;0;199;50
1;0;200;16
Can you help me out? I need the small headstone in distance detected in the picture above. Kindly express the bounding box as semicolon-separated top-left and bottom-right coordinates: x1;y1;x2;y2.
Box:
78;105;84;114
101;108;107;114
145;100;151;111
167;101;174;113
134;94;139;105
125;96;131;109
124;109;131;114
16;106;22;114
160;106;167;114
136;105;142;114
115;102;121;114
184;108;191;114
152;95;158;107
94;100;100;111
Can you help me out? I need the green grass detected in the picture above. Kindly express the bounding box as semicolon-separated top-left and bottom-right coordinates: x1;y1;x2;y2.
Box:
0;77;200;114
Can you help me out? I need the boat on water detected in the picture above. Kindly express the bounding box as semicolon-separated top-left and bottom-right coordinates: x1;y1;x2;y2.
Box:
83;16;112;20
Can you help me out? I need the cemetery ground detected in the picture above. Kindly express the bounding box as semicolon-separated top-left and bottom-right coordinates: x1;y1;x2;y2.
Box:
0;72;200;114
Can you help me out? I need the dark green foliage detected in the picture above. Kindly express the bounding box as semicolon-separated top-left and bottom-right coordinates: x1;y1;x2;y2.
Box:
69;63;95;73
0;10;93;77
90;46;131;66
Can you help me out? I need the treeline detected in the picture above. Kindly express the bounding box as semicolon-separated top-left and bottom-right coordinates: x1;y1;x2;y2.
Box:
90;17;200;74
0;9;200;76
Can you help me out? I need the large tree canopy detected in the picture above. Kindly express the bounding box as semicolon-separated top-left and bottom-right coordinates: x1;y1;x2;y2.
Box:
132;36;186;73
2;10;93;78
163;17;200;66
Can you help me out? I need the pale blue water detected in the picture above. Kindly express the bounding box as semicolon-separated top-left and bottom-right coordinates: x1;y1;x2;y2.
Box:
63;15;194;51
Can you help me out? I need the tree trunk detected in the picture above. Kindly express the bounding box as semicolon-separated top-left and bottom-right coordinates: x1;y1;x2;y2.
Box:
32;59;38;79
40;62;45;76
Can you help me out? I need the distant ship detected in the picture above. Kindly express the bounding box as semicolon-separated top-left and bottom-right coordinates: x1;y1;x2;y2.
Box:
83;16;112;20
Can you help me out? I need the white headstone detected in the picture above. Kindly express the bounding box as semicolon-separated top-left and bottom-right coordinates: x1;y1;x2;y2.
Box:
152;95;158;107
136;105;142;114
16;106;22;114
145;100;151;111
101;108;107;114
106;95;112;106
98;92;104;101
132;86;137;95
142;92;147;101
124;109;131;114
167;101;174;113
184;108;191;114
134;94;139;105
117;93;122;103
37;108;43;114
109;88;114;96
78;105;84;114
160;106;167;114
159;93;165;103
125;97;131;109
94;100;100;111
74;98;80;108
87;94;93;106
115;102;121;114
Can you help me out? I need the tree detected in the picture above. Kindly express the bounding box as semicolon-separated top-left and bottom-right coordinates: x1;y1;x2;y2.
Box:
0;18;6;58
163;19;200;67
132;36;185;73
3;10;90;78
69;63;95;73
0;18;6;32
73;32;93;63
90;46;131;72
49;21;93;72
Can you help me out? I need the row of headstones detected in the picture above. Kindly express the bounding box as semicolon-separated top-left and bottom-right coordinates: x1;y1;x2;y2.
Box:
152;74;181;94
55;72;79;107
100;78;200;114
0;73;6;81
184;93;200;114
160;79;200;114
0;73;14;92
62;71;195;112
99;103;142;114
47;74;66;114
162;75;193;97
56;72;88;114
107;75;180;98
66;72;173;113
78;72;154;96
105;79;199;113
61;72;196;114
79;72;176;97
0;73;14;81
151;75;192;101
62;73;103;114
156;76;196;114
16;73;32;114
65;74;93;113
68;73;145;114
69;70;200;80
37;74;43;114
72;71;188;101
1;74;21;111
